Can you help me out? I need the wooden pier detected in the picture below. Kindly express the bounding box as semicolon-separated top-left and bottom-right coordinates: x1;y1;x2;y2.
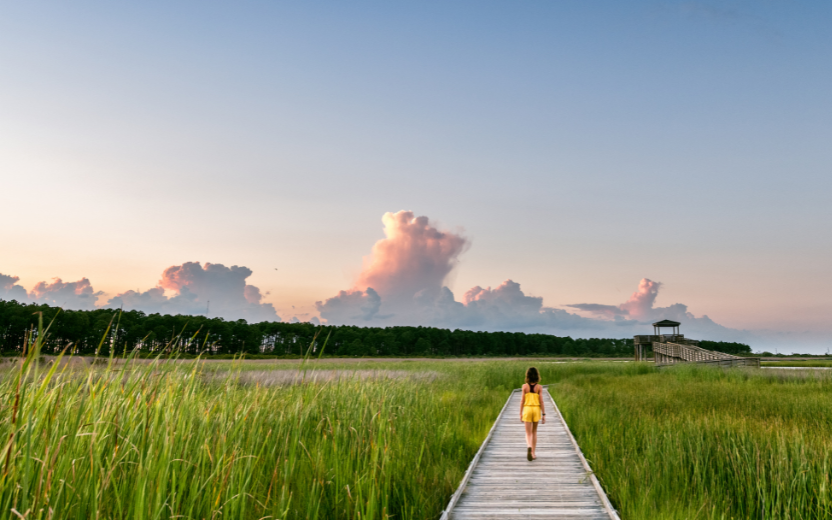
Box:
652;341;760;367
440;389;619;520
634;320;760;367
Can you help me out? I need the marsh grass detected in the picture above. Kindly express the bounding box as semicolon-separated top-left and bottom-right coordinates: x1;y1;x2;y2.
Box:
549;362;832;520
210;369;442;388
3;318;831;520
0;321;517;520
762;360;832;368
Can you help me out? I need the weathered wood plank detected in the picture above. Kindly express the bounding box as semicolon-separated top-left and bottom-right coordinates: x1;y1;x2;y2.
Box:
440;389;620;520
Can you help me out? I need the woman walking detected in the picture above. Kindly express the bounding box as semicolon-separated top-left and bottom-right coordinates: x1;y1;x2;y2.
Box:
520;367;545;461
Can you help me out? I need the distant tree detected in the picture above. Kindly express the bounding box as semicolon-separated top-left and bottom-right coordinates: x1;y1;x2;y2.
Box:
0;298;646;358
414;337;431;355
699;340;752;355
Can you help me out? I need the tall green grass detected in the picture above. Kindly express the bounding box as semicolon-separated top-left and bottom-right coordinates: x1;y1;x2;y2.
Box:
4;329;832;520
0;327;521;520
549;362;832;519
762;360;832;368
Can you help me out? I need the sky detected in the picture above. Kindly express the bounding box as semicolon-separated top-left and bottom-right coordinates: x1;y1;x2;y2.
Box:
1;1;830;352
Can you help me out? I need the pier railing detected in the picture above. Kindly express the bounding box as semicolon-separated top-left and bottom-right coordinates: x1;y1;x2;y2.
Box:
634;334;699;346
653;342;760;367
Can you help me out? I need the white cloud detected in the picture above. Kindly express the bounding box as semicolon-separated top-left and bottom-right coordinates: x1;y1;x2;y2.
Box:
0;273;28;302
29;278;102;310
108;262;279;322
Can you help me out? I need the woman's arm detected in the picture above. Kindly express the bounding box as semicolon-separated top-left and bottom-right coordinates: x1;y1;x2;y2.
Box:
520;384;526;421
538;385;546;424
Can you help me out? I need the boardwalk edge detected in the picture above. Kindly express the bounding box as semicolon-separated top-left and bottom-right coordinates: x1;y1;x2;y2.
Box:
548;389;622;520
439;388;518;520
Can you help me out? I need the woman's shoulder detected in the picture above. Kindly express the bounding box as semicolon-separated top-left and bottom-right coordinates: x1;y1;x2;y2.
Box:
521;382;529;390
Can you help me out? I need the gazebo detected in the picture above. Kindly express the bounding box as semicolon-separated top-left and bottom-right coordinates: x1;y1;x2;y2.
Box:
652;319;681;336
634;320;760;367
633;319;689;361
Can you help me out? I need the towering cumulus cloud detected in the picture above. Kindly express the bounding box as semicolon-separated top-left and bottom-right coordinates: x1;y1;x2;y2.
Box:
314;210;753;341
619;278;661;320
108;262;278;322
316;210;594;331
316;211;468;322
356;211;468;302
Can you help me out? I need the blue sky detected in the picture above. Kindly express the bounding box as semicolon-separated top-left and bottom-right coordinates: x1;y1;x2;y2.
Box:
1;1;830;349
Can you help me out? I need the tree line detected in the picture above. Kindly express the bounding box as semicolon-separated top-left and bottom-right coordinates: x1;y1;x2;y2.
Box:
0;299;750;358
698;340;752;355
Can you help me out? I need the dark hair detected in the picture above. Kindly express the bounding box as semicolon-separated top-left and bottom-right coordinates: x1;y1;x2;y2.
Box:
525;366;540;384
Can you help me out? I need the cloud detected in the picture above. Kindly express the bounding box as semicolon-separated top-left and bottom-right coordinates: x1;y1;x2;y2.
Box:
619;278;661;320
316;211;599;332
567;279;656;319
0;273;29;302
569;278;660;320
566;278;755;341
317;210;467;321
314;211;767;345
355;210;468;303
1;272;104;310
108;286;173;311
108;262;279;322
1;262;279;323
0;209;785;348
564;303;627;319
464;280;543;311
315;288;382;324
29;278;102;310
453;280;596;331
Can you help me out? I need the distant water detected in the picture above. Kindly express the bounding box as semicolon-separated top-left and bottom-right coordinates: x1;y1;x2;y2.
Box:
761;366;832;370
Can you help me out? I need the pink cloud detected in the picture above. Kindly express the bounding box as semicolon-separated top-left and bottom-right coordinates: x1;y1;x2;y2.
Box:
109;261;278;322
316;211;594;331
567;278;661;320
464;280;543;314
29;277;102;310
317;210;468;322
619;278;661;320
356;210;468;301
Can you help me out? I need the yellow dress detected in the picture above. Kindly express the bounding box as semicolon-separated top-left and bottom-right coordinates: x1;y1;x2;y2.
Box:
521;387;541;423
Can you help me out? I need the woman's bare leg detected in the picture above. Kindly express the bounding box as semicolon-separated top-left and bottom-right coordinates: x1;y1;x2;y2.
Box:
524;421;533;448
531;421;539;459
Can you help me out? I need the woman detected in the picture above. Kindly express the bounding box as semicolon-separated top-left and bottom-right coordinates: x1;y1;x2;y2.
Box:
520;366;546;461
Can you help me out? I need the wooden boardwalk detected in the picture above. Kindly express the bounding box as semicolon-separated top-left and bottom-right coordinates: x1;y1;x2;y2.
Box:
441;389;620;520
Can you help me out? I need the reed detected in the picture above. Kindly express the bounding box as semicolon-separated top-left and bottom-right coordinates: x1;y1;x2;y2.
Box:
762;360;832;368
0;325;515;520
549;362;832;519
3;324;830;519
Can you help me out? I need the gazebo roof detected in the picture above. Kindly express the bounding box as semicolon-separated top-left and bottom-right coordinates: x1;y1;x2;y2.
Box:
652;319;681;328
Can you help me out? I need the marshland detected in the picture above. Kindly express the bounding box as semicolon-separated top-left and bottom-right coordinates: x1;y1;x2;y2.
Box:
4;1;829;518
3;325;832;520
